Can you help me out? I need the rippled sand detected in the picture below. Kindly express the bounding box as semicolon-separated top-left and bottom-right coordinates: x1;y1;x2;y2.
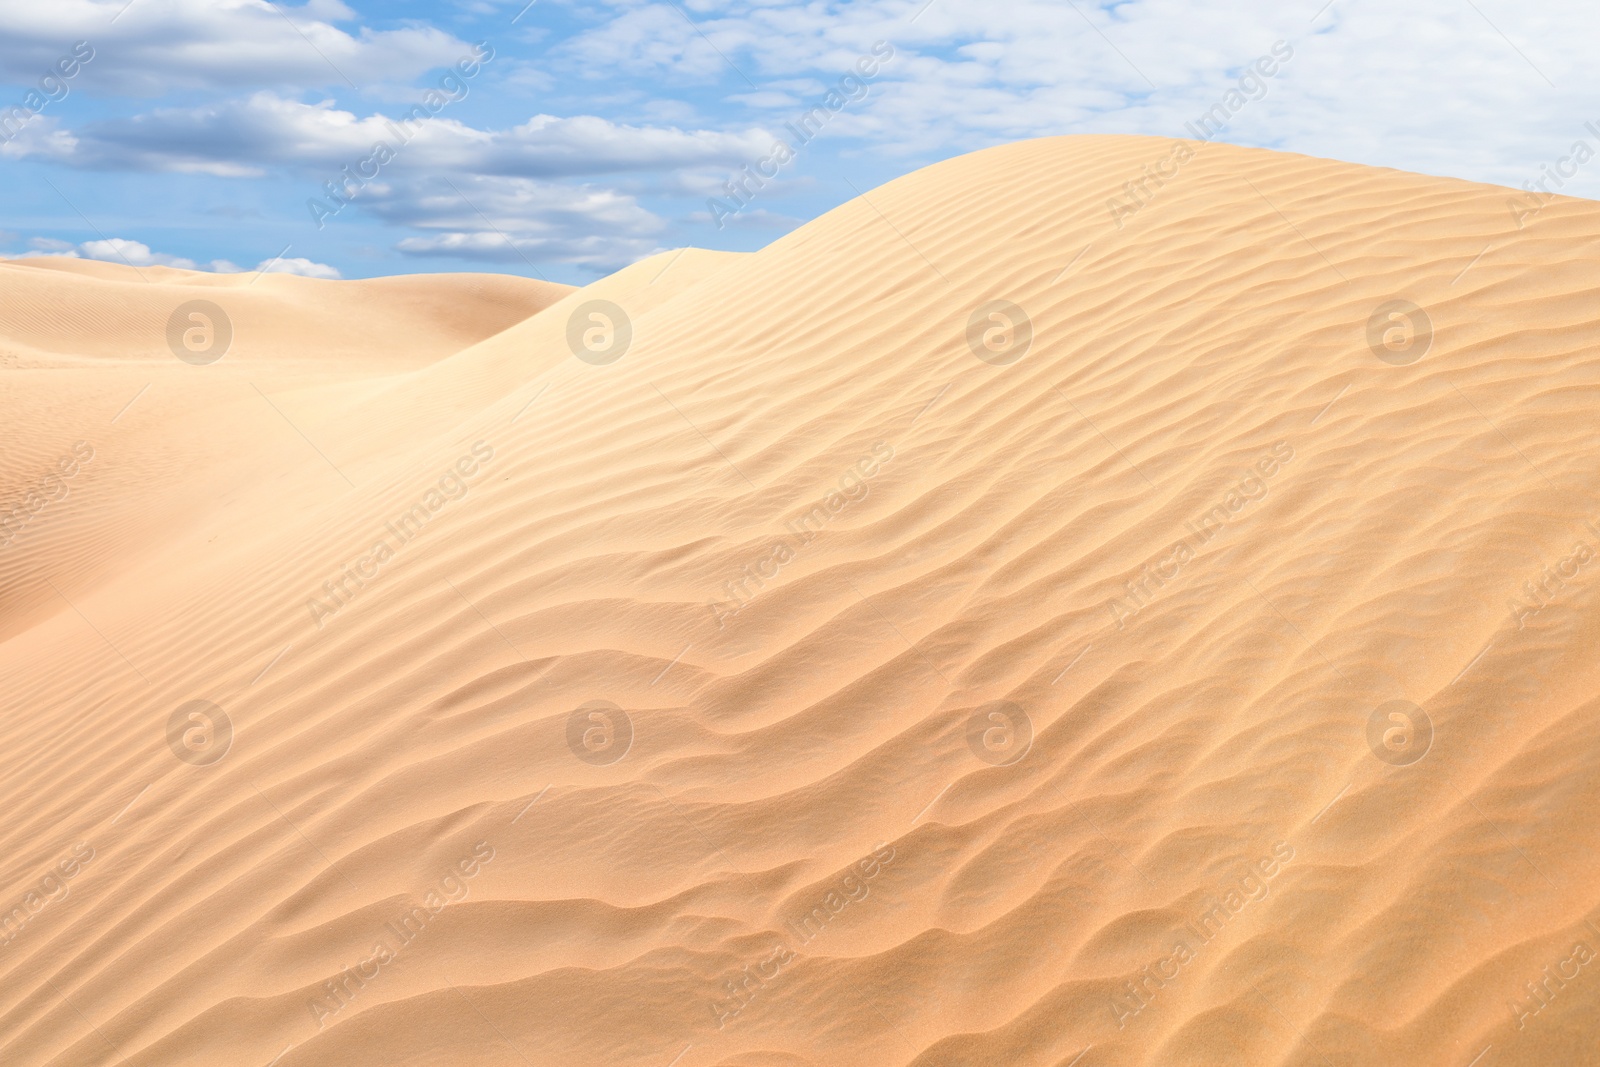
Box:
3;135;1599;1066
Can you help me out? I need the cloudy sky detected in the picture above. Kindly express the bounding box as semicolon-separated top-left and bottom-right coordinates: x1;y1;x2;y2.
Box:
0;0;1595;283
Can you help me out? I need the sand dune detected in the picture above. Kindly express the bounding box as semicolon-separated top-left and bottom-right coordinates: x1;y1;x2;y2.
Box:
3;134;1600;1066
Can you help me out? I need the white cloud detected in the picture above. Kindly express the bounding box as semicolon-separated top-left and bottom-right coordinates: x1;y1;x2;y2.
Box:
0;87;754;275
255;255;342;278
7;236;340;277
7;92;775;179
0;115;77;161
0;0;474;94
79;236;236;270
549;0;1600;199
23;237;77;255
377;175;666;271
7;0;1597;283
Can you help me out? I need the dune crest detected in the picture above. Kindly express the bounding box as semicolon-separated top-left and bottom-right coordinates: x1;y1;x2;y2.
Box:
3;135;1599;1066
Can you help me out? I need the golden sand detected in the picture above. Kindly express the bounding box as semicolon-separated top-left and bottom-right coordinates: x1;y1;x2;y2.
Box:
2;136;1598;1066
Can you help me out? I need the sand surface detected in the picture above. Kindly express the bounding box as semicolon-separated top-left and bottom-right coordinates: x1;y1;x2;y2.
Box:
3;135;1599;1066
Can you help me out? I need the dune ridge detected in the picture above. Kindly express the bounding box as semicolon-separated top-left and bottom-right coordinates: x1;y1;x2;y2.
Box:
2;135;1599;1066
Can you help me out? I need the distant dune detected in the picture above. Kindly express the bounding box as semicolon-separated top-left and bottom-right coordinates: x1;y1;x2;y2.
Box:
2;135;1599;1066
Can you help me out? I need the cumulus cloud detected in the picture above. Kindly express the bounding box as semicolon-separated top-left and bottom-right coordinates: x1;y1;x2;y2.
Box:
254;255;343;278
80;236;239;271
0;0;473;94
7;236;341;277
0;115;77;161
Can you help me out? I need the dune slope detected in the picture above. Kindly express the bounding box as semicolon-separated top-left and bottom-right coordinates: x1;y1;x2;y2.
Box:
3;135;1600;1067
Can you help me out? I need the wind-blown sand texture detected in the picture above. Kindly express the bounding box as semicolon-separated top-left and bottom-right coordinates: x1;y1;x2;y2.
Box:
3;135;1599;1066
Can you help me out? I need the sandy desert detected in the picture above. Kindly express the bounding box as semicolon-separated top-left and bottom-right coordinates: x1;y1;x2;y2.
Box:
4;134;1600;1066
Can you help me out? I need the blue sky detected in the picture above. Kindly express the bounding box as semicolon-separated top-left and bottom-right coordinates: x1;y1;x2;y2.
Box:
1;0;1596;284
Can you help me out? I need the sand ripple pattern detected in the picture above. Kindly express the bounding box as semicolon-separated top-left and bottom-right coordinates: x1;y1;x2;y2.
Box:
1;137;1599;1066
